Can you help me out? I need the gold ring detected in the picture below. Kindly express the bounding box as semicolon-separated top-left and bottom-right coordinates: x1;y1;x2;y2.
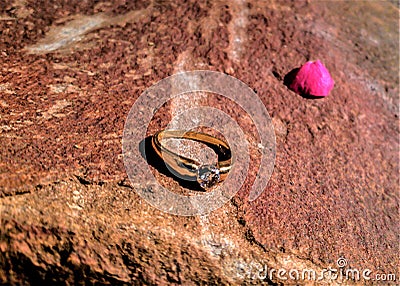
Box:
151;130;232;189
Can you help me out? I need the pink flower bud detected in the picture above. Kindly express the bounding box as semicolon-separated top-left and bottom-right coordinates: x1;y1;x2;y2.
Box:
288;60;334;97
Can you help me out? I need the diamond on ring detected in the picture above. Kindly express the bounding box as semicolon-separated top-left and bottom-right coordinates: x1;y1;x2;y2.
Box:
196;164;220;189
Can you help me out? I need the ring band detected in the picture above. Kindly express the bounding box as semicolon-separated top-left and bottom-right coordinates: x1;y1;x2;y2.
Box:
151;130;232;189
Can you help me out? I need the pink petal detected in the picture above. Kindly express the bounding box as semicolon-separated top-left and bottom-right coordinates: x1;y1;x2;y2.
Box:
289;60;334;97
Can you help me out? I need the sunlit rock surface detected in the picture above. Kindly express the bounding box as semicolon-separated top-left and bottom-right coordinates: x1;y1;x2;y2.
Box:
0;1;398;284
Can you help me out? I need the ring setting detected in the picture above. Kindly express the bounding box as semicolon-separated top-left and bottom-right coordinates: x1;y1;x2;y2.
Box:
196;164;220;189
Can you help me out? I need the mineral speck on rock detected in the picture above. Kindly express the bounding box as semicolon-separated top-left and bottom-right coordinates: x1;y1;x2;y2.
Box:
288;60;335;97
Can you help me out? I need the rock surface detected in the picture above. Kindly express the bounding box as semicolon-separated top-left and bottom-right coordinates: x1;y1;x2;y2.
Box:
1;0;398;285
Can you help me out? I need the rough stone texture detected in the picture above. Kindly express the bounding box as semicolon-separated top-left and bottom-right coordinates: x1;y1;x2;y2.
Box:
0;0;399;285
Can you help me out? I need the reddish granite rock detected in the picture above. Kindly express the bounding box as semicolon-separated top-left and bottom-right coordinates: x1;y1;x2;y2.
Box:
0;0;398;285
